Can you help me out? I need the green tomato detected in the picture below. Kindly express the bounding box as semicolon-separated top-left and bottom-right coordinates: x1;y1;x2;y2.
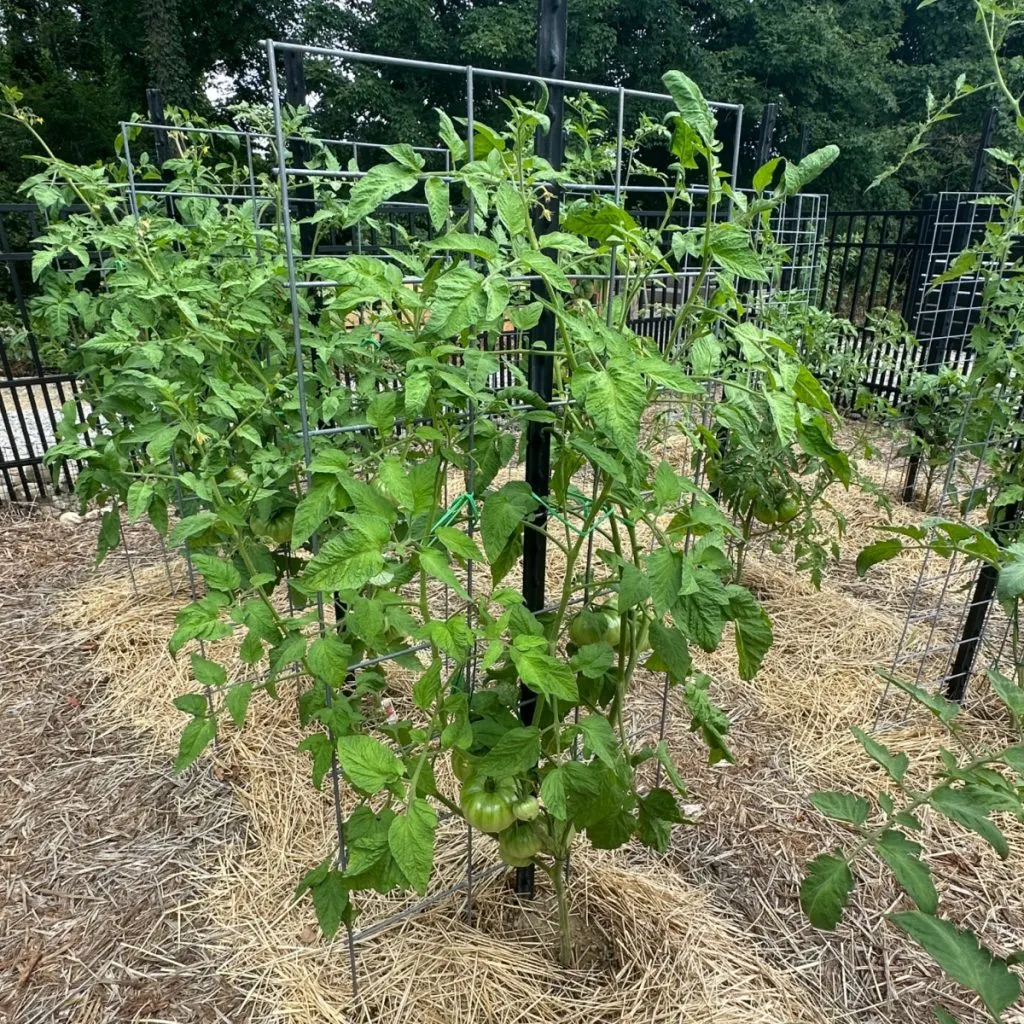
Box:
753;500;778;526
252;509;294;547
512;795;540;822
498;821;543;867
600;612;621;647
777;495;800;524
568;609;610;647
225;465;249;484
460;776;518;834
270;511;295;546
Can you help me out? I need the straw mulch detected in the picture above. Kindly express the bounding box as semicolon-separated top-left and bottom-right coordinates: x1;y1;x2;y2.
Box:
6;423;1024;1024
57;561;825;1023
0;504;249;1024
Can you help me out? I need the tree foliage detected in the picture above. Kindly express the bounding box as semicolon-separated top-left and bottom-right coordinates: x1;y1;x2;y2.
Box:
0;0;1012;206
303;0;1000;208
0;0;290;196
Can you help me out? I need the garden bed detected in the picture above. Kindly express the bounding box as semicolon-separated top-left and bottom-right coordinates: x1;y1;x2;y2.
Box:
2;438;1023;1023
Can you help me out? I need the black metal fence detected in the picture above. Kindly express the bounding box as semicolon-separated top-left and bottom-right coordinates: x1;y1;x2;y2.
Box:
0;192;989;503
0;204;87;502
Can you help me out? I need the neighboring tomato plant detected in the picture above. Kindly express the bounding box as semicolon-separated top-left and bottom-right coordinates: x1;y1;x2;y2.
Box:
805;522;1024;1024
799;5;1024;1018
695;316;852;585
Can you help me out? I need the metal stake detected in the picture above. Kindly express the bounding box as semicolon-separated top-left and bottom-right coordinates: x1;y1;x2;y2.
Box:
517;0;568;899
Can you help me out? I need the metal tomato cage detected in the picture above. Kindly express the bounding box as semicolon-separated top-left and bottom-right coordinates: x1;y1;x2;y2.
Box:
6;25;830;996
874;190;1024;722
259;28;762;997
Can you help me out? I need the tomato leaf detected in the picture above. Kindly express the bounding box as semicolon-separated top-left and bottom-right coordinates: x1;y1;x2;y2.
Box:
190;653;226;688
306;635;352;687
725;584;773;679
475;726;540;779
300;532;386;594
647;620;693;683
126;481;154;523
850;725;909;782
388;798;437;895
424;176;449;231
930;786;1009;859
225;682;253;729
661;70;716;148
810;791;871;826
577;714;618;768
569;641;615;680
573;359;647;450
880;671;961;723
434;526;484;563
874;830;937;914
191;553;241;594
412;658;442;712
174;716;215;772
987;668;1024;723
311;868;351;939
480;481;537;562
889;912;1021;1018
345;162;419;225
801;852;854;930
647;547;683;617
336;735;405;795
511;643;578;703
495;182;527;235
618;563;652;610
419;546;469;599
855;538;904;577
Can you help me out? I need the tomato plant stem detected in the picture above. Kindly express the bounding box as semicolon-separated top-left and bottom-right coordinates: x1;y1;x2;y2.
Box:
548;858;572;967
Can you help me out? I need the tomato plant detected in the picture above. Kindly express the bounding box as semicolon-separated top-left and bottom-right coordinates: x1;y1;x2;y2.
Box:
898;365;987;507
8;72;846;965
693;314;852;585
797;5;1024;1017
805;522;1024;1023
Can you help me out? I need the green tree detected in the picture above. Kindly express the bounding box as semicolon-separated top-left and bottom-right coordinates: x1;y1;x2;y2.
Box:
0;0;291;198
302;0;998;207
0;0;1011;206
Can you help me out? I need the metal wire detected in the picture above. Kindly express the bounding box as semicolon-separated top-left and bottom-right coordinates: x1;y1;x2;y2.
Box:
876;190;1018;723
267;39;360;995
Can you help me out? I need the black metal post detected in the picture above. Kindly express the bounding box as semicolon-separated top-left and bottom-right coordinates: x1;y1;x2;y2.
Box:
945;501;1021;701
971;106;999;193
797;121;812;162
146;88;172;167
518;0;567;899
282;50;316;257
756;102;778;168
146;89;172;166
146;87;180;222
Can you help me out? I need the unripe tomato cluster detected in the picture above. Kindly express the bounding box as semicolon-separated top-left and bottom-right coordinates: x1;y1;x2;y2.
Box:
567;606;621;647
454;753;546;867
706;459;801;527
249;508;295;547
753;490;800;525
